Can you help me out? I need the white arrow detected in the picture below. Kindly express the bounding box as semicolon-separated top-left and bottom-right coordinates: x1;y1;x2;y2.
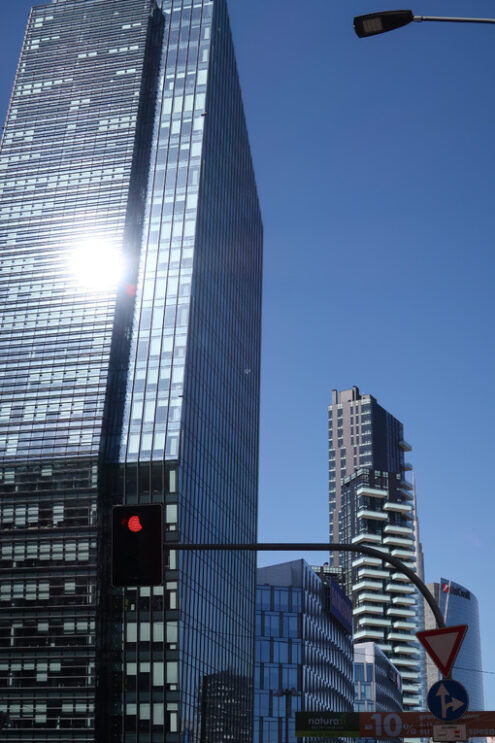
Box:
436;683;465;719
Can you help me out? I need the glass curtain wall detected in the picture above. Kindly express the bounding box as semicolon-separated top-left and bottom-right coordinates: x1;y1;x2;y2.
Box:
0;1;162;739
0;0;262;740
110;0;262;740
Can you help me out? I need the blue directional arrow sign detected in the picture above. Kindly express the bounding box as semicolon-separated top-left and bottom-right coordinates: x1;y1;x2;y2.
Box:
427;679;469;722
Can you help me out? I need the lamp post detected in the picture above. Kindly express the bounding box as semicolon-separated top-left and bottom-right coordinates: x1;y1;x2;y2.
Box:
274;687;297;743
354;9;495;38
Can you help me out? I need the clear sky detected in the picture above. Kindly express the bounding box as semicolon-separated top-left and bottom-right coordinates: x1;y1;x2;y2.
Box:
2;0;494;708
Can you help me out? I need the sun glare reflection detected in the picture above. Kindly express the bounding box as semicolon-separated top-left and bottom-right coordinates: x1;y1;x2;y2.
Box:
69;239;124;291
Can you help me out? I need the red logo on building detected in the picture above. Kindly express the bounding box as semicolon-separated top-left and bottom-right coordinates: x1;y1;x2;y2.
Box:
441;583;450;593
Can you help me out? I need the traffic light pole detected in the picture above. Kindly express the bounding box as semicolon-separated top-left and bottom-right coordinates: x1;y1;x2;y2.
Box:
171;541;445;630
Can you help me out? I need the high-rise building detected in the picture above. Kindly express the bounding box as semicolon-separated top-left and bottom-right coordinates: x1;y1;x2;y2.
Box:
353;641;402;714
424;579;485;711
0;1;262;741
255;560;354;743
328;387;424;710
354;643;403;743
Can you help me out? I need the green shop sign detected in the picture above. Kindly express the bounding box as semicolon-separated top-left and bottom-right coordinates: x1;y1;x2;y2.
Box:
295;712;361;737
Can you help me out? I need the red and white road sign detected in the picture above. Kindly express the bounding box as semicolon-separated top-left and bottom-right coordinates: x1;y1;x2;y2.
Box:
417;625;468;677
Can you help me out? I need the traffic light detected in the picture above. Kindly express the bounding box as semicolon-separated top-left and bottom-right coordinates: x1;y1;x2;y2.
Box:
112;504;163;586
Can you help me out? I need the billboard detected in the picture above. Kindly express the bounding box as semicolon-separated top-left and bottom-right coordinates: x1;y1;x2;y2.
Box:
295;710;495;738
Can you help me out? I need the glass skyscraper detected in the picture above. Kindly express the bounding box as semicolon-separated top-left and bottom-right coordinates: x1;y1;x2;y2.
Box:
424;579;485;711
328;387;424;710
0;0;262;740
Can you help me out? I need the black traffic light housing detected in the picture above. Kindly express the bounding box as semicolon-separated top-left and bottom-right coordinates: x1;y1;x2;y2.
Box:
112;504;163;586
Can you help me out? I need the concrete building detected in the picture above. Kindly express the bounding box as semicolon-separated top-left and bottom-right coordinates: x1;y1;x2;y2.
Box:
328;387;424;709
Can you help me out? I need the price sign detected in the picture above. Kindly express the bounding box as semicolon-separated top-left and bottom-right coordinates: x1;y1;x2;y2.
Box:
296;711;495;738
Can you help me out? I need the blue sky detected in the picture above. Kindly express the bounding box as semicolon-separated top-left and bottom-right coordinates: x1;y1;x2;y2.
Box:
2;0;495;707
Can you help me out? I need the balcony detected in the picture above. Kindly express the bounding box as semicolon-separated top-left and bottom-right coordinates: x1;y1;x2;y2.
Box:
392;657;421;669
387;607;415;617
390;571;410;582
352;533;381;545
354;628;384;641
386;583;415;594
399;440;412;451
395;667;421;678
393;620;417;630
354;579;383;592
401;461;413;471
383;535;414;547
393;652;420;662
357;509;387;521
352;556;382;569
359;592;389;603
403;691;421;700
390;548;415;560
359;616;392;628
383;501;412;515
356;485;388;499
391;595;415;606
358;567;389;580
384;524;414;536
403;684;421;694
387;631;416;642
394;644;420;654
354;603;384;616
403;695;421;707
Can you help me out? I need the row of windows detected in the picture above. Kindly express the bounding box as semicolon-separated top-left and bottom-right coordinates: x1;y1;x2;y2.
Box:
255;664;298;692
0;700;94;731
1;540;95;563
0;580;95;604
256;639;301;665
256;612;299;639
0;619;94;648
257;586;302;613
0;660;94;682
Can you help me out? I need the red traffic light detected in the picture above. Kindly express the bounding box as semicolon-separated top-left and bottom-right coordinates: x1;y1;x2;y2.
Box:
127;515;143;533
112;504;163;586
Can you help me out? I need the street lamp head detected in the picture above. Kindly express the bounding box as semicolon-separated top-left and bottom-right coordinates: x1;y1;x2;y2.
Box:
354;9;414;38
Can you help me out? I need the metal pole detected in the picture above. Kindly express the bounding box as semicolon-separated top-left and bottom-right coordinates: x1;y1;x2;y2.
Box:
414;15;495;25
171;541;445;629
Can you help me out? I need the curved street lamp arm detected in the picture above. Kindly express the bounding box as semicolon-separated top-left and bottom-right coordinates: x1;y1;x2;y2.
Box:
172;541;445;629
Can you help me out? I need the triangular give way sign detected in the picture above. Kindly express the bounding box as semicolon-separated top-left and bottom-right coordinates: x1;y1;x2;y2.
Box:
416;624;468;677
